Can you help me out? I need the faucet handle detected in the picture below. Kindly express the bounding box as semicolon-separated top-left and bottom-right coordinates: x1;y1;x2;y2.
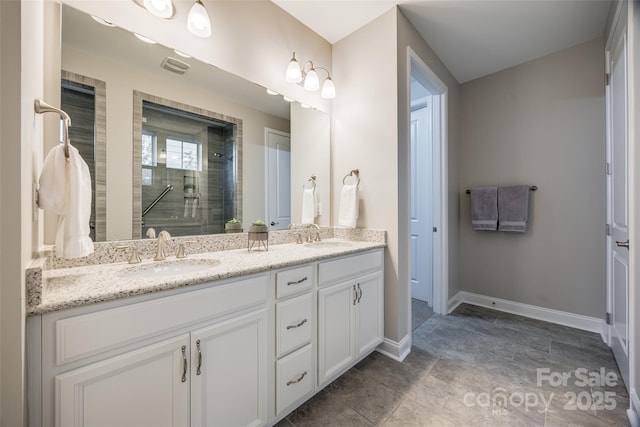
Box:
314;231;322;242
117;245;142;264
146;228;156;239
176;240;196;258
159;230;171;240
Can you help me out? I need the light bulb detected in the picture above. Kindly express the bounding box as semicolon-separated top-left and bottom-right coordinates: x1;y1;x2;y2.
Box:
321;77;336;99
285;53;302;83
143;0;173;18
304;68;320;91
187;0;211;38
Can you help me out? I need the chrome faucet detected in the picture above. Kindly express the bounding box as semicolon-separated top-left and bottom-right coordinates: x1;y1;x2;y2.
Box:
154;230;171;261
289;223;321;243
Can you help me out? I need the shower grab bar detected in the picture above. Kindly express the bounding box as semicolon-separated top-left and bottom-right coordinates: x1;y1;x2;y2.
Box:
34;98;72;160
142;185;174;217
465;185;537;194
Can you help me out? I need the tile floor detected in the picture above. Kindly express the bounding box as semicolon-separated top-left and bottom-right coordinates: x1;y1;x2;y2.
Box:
277;302;630;426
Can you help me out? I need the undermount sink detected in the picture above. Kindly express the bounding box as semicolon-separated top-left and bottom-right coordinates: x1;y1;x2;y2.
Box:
121;259;221;279
303;241;354;249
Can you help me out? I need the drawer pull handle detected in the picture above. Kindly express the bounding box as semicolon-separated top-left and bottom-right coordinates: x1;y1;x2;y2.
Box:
357;283;363;303
286;319;308;330
353;285;357;305
287;371;308;386
287;277;308;286
196;339;202;375
181;345;187;383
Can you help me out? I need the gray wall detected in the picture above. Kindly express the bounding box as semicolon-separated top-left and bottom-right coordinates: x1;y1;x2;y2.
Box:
459;38;606;318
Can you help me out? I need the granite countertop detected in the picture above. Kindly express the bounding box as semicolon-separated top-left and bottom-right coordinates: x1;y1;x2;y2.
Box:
29;239;385;315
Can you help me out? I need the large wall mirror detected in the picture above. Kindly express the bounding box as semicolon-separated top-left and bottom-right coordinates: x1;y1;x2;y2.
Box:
57;4;330;242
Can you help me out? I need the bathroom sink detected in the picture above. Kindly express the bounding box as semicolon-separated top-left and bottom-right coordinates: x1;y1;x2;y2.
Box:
303;241;354;249
121;259;221;279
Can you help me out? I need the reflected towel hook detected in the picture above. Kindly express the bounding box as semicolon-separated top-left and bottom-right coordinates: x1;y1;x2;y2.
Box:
304;175;317;190
342;169;360;187
34;98;72;160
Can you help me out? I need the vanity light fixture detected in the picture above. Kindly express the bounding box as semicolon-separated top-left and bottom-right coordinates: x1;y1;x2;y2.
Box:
143;0;174;18
134;33;157;44
187;0;212;38
300;104;311;109
91;15;115;27
283;96;294;102
285;51;336;99
266;89;279;96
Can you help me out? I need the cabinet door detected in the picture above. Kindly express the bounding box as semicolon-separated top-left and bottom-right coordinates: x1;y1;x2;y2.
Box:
56;335;190;427
191;309;268;427
318;280;356;385
355;271;384;358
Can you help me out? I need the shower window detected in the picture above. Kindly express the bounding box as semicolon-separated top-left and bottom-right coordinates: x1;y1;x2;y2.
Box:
141;131;157;167
166;138;201;171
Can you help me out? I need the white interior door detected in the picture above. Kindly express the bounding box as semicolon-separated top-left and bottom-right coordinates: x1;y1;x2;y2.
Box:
410;100;433;304
266;129;291;230
607;22;629;388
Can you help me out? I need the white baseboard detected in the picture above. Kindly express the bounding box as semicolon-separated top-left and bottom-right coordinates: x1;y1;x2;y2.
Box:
629;389;640;427
447;291;463;313
448;291;606;336
377;335;411;362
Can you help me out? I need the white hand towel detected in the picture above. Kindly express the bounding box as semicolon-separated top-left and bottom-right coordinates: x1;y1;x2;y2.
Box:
338;184;359;228
183;199;190;217
301;188;316;224
39;144;94;259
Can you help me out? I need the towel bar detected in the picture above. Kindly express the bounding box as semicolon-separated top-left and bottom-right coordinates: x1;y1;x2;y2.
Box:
34;98;72;160
465;185;537;194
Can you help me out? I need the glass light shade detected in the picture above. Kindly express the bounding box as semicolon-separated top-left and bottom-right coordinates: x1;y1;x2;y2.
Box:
304;68;320;91
187;0;212;38
321;77;336;99
143;0;173;18
283;96;294;102
285;57;302;83
266;89;279;95
174;49;191;58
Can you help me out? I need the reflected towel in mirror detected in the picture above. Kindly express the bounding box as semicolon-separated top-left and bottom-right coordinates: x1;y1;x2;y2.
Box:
301;187;316;224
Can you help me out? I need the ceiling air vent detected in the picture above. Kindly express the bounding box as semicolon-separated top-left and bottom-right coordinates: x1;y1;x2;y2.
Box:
160;56;190;75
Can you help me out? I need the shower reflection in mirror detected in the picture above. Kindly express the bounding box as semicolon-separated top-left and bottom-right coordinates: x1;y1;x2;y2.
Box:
137;98;241;238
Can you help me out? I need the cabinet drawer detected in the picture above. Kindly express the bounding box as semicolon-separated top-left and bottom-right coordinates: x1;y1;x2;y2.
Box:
54;274;268;366
276;265;314;299
276;344;314;415
276;293;313;357
318;250;383;286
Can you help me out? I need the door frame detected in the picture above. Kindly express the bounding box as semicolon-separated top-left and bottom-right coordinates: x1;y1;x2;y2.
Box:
407;47;449;320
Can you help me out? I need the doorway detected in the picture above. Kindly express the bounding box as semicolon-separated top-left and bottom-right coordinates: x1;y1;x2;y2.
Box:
408;48;449;334
605;3;630;389
265;128;291;231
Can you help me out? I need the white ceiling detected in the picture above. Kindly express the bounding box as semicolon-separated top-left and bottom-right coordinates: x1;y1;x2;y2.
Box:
272;0;611;83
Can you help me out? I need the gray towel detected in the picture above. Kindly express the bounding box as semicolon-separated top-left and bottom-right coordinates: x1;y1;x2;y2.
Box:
498;185;529;232
470;187;498;231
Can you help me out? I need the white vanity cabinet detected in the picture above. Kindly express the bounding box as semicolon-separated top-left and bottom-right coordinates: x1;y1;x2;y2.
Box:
28;246;385;427
317;250;384;385
30;273;269;427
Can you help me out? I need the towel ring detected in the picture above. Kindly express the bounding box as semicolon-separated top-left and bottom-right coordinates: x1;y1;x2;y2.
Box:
342;169;360;187
304;175;317;190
